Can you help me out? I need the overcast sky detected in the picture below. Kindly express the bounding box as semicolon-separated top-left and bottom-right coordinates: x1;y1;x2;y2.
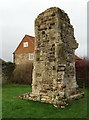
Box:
0;0;87;62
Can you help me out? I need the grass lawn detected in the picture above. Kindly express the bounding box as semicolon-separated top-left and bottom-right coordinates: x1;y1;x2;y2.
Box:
2;84;88;119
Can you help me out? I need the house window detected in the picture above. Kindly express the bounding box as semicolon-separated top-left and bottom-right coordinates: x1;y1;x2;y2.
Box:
23;42;28;48
29;53;34;60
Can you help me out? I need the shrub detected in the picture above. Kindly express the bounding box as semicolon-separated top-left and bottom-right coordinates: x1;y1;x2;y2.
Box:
75;57;89;88
12;61;33;84
2;62;15;84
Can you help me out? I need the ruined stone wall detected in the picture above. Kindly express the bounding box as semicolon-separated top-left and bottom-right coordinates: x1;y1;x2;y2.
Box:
23;7;83;107
32;8;77;96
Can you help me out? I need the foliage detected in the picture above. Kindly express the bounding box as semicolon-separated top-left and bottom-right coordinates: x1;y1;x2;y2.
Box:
12;61;33;84
2;84;88;118
75;57;89;87
2;62;15;83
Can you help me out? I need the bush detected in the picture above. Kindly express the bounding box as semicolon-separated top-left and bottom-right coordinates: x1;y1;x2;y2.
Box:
75;57;89;88
12;61;33;84
2;62;15;84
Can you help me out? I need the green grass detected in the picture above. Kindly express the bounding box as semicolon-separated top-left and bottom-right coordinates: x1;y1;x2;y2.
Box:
2;84;88;118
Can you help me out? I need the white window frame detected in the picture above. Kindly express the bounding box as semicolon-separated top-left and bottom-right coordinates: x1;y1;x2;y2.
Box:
23;42;28;48
29;53;34;60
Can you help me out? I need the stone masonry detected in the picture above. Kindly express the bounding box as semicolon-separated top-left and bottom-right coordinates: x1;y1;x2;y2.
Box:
14;53;30;64
19;7;84;107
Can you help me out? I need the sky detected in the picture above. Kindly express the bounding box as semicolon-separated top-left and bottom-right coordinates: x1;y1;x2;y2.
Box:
0;0;87;62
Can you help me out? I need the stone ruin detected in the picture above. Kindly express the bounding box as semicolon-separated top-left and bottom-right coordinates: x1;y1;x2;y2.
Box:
19;7;84;108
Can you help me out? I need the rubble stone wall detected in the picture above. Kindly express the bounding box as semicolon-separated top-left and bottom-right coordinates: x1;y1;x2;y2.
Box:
26;7;83;107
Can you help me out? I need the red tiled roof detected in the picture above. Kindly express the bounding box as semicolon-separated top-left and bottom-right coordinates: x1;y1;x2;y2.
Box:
75;55;82;61
13;35;35;54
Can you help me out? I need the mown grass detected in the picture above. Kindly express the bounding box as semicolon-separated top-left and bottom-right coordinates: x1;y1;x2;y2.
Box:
2;84;88;118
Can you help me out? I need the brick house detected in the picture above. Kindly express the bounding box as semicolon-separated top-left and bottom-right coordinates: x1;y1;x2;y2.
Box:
13;34;81;65
13;35;35;64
